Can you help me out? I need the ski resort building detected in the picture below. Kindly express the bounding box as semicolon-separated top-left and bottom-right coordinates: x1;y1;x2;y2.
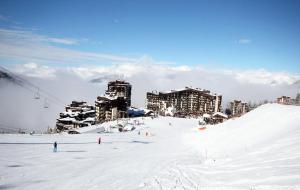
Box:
107;80;132;107
212;112;228;123
146;91;160;113
146;87;222;117
230;100;249;117
277;96;292;104
56;101;96;132
95;80;132;123
276;95;300;105
95;95;127;122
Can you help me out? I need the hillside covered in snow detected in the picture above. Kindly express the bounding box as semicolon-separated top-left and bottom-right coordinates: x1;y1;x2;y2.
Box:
1;104;300;190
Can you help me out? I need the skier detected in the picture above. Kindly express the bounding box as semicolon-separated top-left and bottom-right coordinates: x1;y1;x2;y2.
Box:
98;137;101;144
53;141;57;152
138;131;141;135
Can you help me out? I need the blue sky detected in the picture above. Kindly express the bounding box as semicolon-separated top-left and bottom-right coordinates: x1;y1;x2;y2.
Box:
0;0;300;73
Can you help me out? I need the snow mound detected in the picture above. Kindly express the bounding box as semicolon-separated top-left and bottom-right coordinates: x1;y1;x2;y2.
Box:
185;103;300;159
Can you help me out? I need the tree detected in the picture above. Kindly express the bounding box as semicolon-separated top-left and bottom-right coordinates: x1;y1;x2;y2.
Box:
225;108;232;116
263;99;269;104
296;93;300;105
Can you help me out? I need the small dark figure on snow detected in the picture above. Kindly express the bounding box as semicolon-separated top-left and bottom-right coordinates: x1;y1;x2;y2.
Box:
98;137;101;144
53;141;57;152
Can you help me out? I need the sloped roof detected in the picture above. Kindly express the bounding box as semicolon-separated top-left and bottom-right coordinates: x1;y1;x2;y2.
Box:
213;112;228;118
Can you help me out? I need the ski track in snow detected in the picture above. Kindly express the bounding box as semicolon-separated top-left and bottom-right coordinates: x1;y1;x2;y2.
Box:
1;104;300;190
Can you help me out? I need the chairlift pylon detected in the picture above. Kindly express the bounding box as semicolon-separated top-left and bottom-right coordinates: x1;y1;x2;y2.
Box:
34;88;40;99
44;98;49;108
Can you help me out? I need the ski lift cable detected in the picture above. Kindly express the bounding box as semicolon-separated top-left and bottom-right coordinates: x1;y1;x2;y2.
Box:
0;74;62;108
0;66;63;103
0;65;66;106
0;66;66;108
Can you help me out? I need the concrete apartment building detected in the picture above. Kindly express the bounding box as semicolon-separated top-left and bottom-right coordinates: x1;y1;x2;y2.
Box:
95;80;132;123
146;87;222;116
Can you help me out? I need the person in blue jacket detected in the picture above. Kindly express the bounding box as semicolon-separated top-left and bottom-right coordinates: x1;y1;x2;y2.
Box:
53;141;57;152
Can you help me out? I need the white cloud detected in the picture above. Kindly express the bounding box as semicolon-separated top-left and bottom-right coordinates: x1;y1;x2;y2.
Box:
11;62;300;88
44;37;78;45
0;28;139;65
171;65;191;72
0;29;78;45
13;62;56;78
237;38;251;44
67;64;145;79
231;69;300;86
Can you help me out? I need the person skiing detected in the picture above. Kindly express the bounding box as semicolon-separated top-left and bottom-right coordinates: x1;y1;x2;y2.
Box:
98;137;101;144
53;141;57;152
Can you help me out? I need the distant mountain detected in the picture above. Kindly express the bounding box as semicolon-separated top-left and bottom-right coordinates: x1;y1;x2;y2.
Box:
0;69;23;85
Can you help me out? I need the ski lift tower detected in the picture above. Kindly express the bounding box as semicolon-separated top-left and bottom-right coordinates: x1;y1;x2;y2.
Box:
44;98;49;108
34;88;40;99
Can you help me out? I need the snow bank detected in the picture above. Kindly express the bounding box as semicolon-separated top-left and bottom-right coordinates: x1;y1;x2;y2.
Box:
184;104;300;160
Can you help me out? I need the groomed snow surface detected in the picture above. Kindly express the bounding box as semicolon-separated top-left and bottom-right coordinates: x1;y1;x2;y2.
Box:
1;104;300;190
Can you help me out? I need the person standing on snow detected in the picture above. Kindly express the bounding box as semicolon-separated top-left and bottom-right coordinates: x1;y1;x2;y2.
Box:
98;137;101;144
53;141;57;152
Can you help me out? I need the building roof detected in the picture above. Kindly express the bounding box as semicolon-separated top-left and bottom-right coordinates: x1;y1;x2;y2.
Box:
57;117;76;122
80;110;96;114
161;87;206;94
60;111;78;117
82;117;95;122
203;113;211;118
97;93;119;101
213;112;228;118
108;80;131;86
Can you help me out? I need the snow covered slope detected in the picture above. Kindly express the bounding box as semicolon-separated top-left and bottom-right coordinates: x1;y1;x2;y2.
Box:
185;103;300;159
1;104;300;190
